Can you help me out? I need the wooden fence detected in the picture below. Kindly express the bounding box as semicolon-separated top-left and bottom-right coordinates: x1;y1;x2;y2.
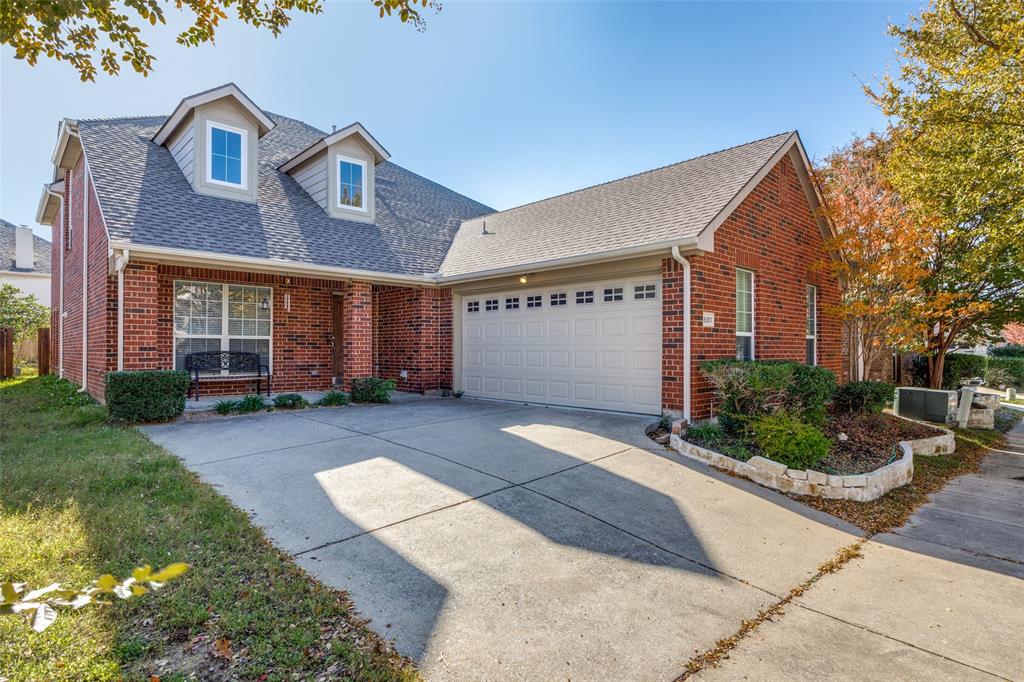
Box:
0;327;13;380
38;328;50;376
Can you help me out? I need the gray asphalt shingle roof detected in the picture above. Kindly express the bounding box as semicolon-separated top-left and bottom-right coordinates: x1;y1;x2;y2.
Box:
78;114;494;277
439;132;795;277
1;219;52;274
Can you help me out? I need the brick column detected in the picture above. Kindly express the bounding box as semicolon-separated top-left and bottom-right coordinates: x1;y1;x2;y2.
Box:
661;257;684;414
122;260;161;370
342;281;373;389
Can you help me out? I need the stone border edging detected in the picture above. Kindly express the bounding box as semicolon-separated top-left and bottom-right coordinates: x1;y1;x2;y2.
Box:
669;420;955;502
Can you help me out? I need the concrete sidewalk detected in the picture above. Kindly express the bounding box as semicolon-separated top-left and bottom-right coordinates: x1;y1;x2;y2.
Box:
698;419;1024;681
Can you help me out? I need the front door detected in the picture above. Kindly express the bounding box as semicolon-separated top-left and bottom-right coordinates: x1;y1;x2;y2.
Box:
331;294;344;383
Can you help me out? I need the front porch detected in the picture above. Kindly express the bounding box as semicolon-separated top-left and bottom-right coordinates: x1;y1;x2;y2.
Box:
117;259;454;400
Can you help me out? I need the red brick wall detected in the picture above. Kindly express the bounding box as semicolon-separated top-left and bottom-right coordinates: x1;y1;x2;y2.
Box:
373;285;453;393
341;281;373;390
662;153;843;420
55;158;110;398
122;264;350;396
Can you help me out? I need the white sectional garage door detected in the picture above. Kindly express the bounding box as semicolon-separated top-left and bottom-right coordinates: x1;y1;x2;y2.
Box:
460;276;662;414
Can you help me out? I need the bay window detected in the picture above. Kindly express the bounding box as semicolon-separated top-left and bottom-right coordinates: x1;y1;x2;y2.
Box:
736;268;754;360
174;281;272;372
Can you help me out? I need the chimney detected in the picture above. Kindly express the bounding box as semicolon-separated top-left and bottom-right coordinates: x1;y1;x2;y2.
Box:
15;225;33;270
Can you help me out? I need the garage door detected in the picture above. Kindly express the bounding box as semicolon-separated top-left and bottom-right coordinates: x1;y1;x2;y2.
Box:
460;276;662;414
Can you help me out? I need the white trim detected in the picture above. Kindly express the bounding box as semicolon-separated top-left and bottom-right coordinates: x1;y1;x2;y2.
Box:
152;83;275;146
205;120;249;190
108;241;435;286
278;122;390;173
172;280;274;374
806;283;817;366
57;192;65;378
736;267;755;361
334;153;368;212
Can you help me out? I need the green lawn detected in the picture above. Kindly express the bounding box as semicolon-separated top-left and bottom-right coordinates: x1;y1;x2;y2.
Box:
0;375;417;682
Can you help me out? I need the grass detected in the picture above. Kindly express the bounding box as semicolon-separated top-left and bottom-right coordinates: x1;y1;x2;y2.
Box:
0;374;417;682
797;407;1022;534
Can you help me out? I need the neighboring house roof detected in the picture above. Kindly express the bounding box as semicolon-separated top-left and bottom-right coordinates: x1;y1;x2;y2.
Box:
79;114;495;277
0;219;52;274
439;132;797;277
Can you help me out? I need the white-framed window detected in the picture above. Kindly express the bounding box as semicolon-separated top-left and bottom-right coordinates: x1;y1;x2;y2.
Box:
550;292;567;306
505;297;520;310
206;121;247;188
806;284;817;365
467;300;480;313
336;154;367;211
173;281;272;373
526;295;543;308
485;299;499;312
634;283;657;300
736;268;754;360
576;290;594;305
603;286;624;302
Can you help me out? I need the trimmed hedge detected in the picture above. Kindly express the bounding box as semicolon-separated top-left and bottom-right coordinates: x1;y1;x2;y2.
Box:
106;370;189;422
991;344;1024;358
990;356;1024;388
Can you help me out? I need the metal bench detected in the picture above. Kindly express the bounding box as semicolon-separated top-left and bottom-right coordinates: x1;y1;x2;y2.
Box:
184;351;271;401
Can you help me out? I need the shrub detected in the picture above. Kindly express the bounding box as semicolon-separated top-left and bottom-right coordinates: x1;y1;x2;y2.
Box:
214;399;238;415
686;420;724;444
106;370;189;423
984;365;1014;389
991;344;1024;358
752;413;831;470
350;377;396;404
989;356;1024;388
317;390;350;407
236;394;268;413
273;393;309;410
909;353;989;389
700;360;836;434
832;381;895;415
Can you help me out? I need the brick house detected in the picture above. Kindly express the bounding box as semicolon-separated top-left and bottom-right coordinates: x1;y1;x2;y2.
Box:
36;83;840;420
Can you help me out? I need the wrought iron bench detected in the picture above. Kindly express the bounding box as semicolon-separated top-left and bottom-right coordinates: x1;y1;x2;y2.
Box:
184;351;271;401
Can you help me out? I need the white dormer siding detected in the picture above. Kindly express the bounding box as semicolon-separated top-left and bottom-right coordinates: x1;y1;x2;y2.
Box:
292;157;328;210
168;123;195;184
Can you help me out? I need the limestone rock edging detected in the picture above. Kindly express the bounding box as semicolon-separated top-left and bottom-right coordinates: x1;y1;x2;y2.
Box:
669;422;955;502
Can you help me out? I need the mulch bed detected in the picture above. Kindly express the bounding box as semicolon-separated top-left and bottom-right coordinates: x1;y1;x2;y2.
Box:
819;412;943;475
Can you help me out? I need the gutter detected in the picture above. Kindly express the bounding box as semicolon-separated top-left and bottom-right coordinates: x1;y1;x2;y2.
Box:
671;245;692;423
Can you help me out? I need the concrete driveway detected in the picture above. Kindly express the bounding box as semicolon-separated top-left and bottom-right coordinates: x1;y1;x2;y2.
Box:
142;396;1017;680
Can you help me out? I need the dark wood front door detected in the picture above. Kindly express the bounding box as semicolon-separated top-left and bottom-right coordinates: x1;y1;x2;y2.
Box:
331;295;344;381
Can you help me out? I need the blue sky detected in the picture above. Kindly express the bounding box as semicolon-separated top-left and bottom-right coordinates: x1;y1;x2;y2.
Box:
0;1;916;240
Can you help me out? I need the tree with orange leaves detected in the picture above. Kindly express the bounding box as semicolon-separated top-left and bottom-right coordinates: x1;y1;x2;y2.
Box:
814;132;933;382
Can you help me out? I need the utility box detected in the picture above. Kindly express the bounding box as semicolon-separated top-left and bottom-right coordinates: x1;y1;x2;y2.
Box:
896;387;959;424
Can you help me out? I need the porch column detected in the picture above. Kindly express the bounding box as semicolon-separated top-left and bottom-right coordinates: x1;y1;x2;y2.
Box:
342;280;373;389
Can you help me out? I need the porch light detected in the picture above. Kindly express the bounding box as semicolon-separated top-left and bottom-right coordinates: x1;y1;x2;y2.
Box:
519;275;528;285
260;296;270;311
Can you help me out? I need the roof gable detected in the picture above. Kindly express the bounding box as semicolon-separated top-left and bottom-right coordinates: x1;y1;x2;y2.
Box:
439;132;805;278
152;83;275;146
279;122;390;173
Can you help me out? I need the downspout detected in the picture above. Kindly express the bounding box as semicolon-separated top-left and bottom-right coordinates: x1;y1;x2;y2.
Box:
671;245;692;423
116;249;129;370
57;192;65;378
79;159;89;393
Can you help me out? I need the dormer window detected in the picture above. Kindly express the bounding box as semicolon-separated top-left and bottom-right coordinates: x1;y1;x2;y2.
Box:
336;155;367;211
207;121;247;188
